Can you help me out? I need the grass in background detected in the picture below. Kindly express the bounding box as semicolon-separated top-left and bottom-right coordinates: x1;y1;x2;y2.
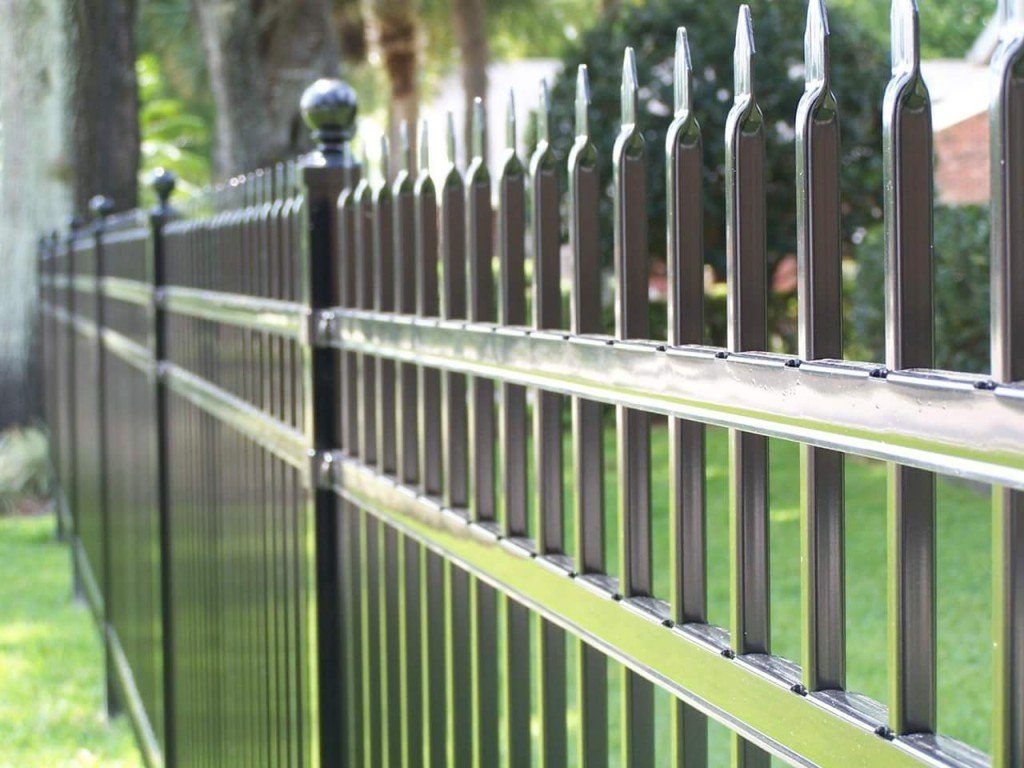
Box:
0;514;141;768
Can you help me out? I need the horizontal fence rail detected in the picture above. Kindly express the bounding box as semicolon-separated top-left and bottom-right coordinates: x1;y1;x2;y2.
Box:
35;1;1024;766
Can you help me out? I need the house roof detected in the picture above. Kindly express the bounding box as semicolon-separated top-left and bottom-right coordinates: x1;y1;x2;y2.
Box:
920;59;991;133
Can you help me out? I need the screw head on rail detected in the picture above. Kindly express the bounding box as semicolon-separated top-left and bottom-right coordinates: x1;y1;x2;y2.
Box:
88;195;114;219
149;167;177;206
300;78;358;149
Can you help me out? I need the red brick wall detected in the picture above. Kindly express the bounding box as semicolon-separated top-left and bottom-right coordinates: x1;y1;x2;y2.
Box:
934;111;990;206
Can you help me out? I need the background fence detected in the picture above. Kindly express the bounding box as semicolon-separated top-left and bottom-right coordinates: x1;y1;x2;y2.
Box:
36;0;1024;766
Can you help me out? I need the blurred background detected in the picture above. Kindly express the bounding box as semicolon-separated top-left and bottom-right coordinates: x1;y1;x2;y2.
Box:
0;0;1001;764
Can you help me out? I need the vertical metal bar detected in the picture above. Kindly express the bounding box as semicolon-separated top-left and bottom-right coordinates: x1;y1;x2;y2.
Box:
392;121;424;768
665;28;709;768
531;80;568;768
465;96;500;768
567;65;608;768
355;150;378;467
725;9;770;767
375;136;398;477
337;152;365;768
441;112;469;511
991;4;1024;765
795;0;846;696
882;0;936;736
613;47;655;768
439;113;473;768
496;89;532;768
373;136;402;766
414;120;447;768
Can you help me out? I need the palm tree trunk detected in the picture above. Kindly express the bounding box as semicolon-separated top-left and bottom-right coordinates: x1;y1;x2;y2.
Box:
452;0;488;165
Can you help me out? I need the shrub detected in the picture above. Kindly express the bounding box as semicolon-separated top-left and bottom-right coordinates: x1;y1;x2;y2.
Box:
0;428;52;516
847;204;990;373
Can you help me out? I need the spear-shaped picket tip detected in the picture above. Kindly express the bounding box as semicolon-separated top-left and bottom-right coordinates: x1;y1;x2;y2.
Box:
398;120;413;174
471;97;486;160
418;118;430;172
734;5;756;101
891;0;920;75
1001;0;1024;27
537;79;551;143
575;64;591;138
505;88;517;151
674;27;694;117
621;46;639;127
445;111;457;166
379;134;391;185
805;0;830;87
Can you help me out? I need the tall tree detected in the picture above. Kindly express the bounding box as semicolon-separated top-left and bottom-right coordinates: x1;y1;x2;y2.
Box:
193;0;340;176
366;0;420;155
451;0;488;161
68;0;141;213
0;0;72;427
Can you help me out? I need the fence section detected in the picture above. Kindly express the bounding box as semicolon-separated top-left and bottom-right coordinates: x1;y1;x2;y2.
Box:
36;1;1024;766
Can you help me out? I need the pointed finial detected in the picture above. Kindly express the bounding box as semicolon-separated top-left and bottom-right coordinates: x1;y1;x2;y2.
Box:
805;0;830;87
537;79;551;143
621;47;639;127
575;64;591;138
891;0;920;75
1000;0;1024;27
399;120;413;174
379;133;390;183
734;5;756;100
89;195;114;219
445;111;457;165
674;27;693;117
471;97;486;160
418;118;430;172
505;89;517;151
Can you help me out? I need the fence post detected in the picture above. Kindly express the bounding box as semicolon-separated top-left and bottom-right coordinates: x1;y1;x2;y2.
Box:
149;168;176;766
88;193;120;719
297;77;357;768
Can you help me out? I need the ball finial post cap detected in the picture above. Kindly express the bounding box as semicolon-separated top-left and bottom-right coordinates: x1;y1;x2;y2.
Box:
300;78;358;147
88;195;115;218
150;167;177;205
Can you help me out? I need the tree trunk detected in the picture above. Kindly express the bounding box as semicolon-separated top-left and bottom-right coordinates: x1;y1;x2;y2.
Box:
0;0;72;428
451;0;488;165
367;0;419;159
194;0;340;177
68;0;140;214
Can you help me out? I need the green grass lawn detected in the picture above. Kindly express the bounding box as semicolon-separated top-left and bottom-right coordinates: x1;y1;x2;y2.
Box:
0;421;991;766
535;419;991;766
0;514;141;768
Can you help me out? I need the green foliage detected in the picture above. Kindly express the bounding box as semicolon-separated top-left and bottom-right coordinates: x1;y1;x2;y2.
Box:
831;0;995;59
0;429;50;516
137;54;212;202
848;204;991;372
547;0;890;275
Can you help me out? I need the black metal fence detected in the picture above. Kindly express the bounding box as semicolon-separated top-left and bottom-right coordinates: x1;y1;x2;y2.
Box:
36;0;1024;766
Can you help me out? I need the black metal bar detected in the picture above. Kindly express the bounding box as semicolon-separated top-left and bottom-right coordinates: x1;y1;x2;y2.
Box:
990;4;1024;765
666;27;709;768
297;78;357;767
725;9;770;767
613;46;655;768
882;0;936;737
568;63;608;768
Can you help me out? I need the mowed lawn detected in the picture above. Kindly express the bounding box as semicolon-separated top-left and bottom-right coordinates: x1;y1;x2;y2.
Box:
545;420;992;765
0;514;140;768
0;422;991;766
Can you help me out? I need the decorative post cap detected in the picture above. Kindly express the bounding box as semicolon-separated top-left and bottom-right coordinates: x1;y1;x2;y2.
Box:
300;78;358;149
149;167;177;205
88;195;114;219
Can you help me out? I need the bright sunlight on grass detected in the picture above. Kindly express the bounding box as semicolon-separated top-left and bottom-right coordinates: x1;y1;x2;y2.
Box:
0;514;141;768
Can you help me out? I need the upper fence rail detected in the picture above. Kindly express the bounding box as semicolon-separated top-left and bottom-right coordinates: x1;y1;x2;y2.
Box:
36;0;1024;767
